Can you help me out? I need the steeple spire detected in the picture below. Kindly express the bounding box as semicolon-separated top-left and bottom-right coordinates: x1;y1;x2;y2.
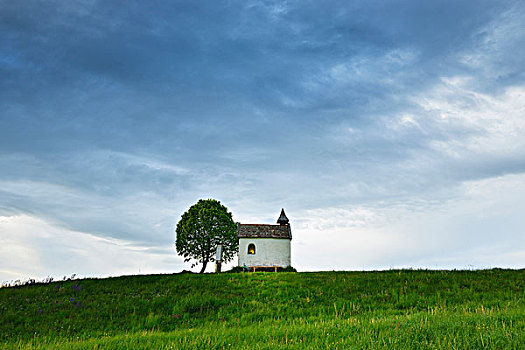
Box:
277;208;289;225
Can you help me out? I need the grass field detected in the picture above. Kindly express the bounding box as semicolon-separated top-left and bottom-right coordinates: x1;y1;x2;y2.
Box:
0;269;523;349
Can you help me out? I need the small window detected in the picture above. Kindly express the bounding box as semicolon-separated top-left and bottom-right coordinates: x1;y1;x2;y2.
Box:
247;243;256;255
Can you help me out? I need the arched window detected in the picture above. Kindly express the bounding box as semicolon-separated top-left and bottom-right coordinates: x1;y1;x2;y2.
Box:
247;243;256;255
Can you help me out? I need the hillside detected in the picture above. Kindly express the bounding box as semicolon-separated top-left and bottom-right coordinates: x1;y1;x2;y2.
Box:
1;269;523;349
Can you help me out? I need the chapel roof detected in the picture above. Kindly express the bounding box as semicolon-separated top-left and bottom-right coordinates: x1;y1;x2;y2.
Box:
238;209;292;239
237;224;292;239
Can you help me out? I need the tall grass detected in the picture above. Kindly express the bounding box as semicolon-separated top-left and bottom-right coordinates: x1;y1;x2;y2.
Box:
1;269;523;349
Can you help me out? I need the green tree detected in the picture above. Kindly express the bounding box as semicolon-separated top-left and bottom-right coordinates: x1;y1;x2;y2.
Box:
175;199;238;273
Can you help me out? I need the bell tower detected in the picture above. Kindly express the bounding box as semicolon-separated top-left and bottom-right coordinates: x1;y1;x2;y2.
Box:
277;208;289;226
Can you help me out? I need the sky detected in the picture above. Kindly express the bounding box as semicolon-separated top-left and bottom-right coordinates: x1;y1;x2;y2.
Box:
1;0;524;282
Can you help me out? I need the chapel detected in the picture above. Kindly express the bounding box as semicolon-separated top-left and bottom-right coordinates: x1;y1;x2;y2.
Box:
237;209;292;270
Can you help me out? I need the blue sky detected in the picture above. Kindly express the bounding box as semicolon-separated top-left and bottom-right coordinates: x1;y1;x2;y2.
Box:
1;0;524;281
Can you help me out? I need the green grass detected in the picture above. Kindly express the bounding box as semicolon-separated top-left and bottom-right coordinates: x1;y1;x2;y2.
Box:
1;269;523;349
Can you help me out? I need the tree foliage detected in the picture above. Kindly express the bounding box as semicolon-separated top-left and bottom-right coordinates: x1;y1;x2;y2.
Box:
175;199;238;273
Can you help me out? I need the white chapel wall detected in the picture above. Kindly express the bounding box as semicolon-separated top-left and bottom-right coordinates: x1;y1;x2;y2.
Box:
238;238;291;267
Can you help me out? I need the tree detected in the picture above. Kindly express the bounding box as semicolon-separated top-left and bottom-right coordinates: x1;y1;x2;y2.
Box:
175;199;238;273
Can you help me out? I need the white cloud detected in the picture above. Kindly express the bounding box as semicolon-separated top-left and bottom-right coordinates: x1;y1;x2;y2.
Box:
461;4;525;79
292;173;525;271
0;214;184;283
96;150;190;175
416;81;525;157
327;47;419;86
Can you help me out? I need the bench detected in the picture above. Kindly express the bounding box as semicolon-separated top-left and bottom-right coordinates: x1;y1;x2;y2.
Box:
247;266;281;272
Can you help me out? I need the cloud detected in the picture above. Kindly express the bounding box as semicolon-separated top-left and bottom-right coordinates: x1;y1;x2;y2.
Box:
0;1;524;279
0;214;184;283
292;173;525;271
459;4;525;86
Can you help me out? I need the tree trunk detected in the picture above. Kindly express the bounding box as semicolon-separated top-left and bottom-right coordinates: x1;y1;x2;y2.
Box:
199;260;208;274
